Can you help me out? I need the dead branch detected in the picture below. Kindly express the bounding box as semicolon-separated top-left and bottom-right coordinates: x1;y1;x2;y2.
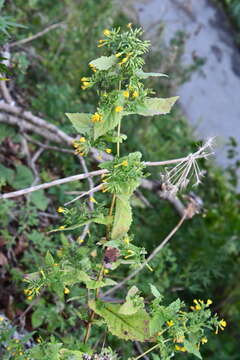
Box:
9;23;65;48
0;169;107;200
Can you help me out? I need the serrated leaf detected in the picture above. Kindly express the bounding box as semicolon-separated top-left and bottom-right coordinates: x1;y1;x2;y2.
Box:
111;195;132;240
89;300;152;342
89;55;117;70
136;70;168;79
136;96;179;116
65;113;92;135
184;340;202;359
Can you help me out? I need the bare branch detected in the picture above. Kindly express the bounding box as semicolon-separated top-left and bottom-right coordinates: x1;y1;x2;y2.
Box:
101;211;187;298
0;169;107;200
64;184;103;206
9;23;65;48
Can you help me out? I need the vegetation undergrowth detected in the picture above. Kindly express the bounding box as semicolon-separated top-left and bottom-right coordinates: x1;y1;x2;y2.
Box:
0;1;240;359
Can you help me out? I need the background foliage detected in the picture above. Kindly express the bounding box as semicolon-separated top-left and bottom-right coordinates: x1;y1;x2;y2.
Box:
0;0;239;359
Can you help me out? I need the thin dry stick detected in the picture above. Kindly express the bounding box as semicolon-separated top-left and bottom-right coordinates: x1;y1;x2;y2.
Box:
0;169;107;199
9;22;65;48
64;184;103;206
23;134;74;153
102;211;187;298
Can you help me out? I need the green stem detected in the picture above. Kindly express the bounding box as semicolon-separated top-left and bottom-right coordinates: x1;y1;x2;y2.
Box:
117;80;122;157
134;343;160;360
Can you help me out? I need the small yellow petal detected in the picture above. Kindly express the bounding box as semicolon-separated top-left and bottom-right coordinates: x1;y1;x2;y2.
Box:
103;29;111;36
105;148;112;154
115;106;123;113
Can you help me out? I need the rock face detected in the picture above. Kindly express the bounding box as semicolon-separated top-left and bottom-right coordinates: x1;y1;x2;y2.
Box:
120;0;240;178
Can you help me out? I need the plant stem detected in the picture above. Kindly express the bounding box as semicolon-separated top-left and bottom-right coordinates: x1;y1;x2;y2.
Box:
134;343;160;360
117;80;122;157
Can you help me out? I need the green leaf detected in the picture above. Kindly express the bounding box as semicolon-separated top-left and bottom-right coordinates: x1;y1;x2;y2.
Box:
119;286;144;315
94;106;122;140
111;195;132;240
65;113;92;135
149;313;164;336
45;251;55;266
32;306;45;328
60;349;83;359
184;340;202;359
89;55;117;70
150;284;161;299
94;91;125;140
0;164;14;187
62;268;116;289
89;300;152;342
10;164;34;189
136;96;179;116
136;70;168;79
30;190;49;211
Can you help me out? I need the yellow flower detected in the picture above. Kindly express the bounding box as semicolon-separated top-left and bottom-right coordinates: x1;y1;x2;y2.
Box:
103;29;111;36
124;236;130;244
119;57;128;65
64;287;70;294
206;299;213;306
81;81;91;90
132;90;139;98
27;296;33;301
89;197;97;203
124;249;135;259
89;63;97;72
53;263;59;266
36;337;42;343
175;345;186;352
201;337;208;344
127;23;132;29
91;112;103;122
77;237;84;244
59;225;65;230
57;207;64;213
0;317;4;322
219;319;227;330
105;148;112;154
115;52;122;58
81;77;89;82
123;90;129;98
80;137;86;143
104;269;109;275
115;105;123;113
121;160;128;166
192;299;201;310
167;320;174;327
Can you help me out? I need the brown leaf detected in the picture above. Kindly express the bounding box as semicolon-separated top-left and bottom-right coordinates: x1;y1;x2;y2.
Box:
0;252;8;266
